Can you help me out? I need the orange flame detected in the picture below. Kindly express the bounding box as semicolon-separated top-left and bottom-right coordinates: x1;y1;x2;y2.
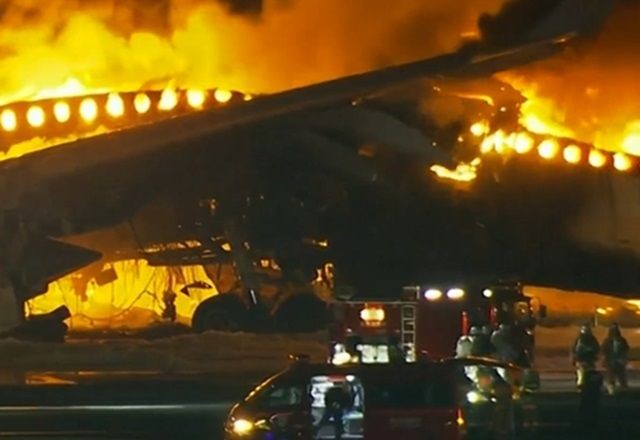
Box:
27;259;218;329
498;3;640;157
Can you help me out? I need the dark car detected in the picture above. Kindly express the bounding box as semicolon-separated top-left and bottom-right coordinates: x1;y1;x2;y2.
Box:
224;357;536;440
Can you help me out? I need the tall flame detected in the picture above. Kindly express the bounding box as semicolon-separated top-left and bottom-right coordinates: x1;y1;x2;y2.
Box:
0;0;506;106
499;2;640;157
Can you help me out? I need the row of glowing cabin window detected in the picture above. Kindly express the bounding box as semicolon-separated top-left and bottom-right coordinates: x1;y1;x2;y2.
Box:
473;124;636;173
0;89;239;132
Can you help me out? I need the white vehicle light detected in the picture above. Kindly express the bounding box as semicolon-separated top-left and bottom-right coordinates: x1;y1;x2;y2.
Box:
332;344;352;365
466;390;488;404
232;419;254;435
447;288;465;300
482;289;493;298
424;289;443;301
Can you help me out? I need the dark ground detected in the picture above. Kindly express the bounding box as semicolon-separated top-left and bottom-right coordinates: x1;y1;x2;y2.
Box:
0;370;638;439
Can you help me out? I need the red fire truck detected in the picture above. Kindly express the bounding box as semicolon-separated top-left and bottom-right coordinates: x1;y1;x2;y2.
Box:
328;281;543;365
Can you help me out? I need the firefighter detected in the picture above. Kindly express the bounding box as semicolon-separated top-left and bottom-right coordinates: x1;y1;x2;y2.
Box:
511;323;533;368
470;325;495;357
476;367;515;440
161;290;177;322
314;383;352;440
571;324;600;387
491;324;518;364
456;328;474;358
601;323;629;393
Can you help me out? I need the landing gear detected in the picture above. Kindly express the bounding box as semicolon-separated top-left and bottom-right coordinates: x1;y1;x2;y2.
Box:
274;294;329;333
191;293;248;333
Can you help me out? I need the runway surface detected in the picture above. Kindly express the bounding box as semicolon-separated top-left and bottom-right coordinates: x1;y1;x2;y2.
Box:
0;369;636;439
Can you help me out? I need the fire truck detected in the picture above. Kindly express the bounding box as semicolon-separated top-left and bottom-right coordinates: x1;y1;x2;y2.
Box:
328;281;544;365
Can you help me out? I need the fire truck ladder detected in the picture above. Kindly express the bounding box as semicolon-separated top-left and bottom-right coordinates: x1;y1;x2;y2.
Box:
401;305;416;362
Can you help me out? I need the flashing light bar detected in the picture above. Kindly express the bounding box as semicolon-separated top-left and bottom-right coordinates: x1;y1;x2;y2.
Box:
446;288;465;300
360;305;385;326
424;289;443;301
423;287;466;301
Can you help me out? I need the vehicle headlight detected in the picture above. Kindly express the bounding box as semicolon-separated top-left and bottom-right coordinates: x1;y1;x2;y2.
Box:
232;419;254;435
332;344;352;365
466;390;489;404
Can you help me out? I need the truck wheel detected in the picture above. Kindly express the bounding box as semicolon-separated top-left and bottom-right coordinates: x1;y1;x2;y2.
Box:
274;294;328;333
191;294;247;333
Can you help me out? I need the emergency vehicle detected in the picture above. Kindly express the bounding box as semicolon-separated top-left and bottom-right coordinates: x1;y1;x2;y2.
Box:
328;281;543;365
224;356;537;440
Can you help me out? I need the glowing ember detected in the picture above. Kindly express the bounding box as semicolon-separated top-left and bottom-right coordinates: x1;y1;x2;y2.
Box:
106;93;125;118
134;93;152;114
79;98;98;123
480;136;494;154
493;130;508;154
53;101;71;123
537;139;559;160
470;121;489;137
563;145;582;164
1;109;17;132
26;106;46;128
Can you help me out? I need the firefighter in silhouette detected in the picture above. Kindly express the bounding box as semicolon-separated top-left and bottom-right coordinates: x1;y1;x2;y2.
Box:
571;324;600;387
602;323;629;393
315;383;352;439
456;328;474;358
491;324;519;364
471;325;495;357
162;290;177;322
476;367;515;439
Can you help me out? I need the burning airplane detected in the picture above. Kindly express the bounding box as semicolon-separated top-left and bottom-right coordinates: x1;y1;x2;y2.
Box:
0;0;631;336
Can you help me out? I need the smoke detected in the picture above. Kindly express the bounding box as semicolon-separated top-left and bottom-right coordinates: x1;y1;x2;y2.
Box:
478;0;563;47
499;1;640;154
0;0;511;101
